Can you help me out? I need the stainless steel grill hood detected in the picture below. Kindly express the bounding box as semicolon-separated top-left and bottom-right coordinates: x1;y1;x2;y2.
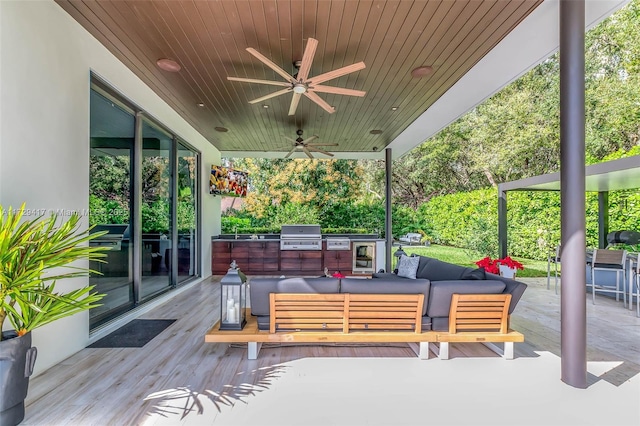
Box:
280;224;322;250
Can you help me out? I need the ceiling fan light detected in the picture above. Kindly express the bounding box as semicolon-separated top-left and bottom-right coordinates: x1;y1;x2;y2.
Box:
293;84;307;94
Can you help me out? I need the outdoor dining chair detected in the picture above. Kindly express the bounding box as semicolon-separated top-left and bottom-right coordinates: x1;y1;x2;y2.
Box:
547;244;561;294
590;248;627;307
630;253;640;317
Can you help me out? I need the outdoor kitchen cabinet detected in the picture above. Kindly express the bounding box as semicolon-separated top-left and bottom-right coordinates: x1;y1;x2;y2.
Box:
322;243;352;274
280;250;323;272
211;241;232;274
246;241;280;273
212;240;280;274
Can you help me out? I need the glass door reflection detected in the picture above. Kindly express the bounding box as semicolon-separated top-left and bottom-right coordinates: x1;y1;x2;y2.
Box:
141;120;173;299
88;89;135;328
176;142;198;283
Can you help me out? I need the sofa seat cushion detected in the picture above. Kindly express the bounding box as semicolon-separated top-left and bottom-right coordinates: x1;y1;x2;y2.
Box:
340;277;431;316
250;277;340;316
426;280;506;317
431;317;449;332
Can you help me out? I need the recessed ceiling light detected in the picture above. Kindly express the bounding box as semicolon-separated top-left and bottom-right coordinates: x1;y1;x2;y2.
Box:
370;130;383;135
411;65;433;78
156;58;181;72
262;105;269;109
391;106;399;111
197;102;205;107
214;127;228;133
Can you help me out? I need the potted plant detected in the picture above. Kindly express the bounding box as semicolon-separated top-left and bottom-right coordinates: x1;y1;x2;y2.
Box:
475;256;524;278
0;204;108;426
496;256;525;279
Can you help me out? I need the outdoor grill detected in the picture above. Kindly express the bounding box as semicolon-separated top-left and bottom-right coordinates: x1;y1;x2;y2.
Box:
606;230;640;247
90;224;129;251
280;224;322;250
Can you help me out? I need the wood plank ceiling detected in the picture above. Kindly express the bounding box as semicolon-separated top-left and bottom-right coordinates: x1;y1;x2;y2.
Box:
56;0;542;157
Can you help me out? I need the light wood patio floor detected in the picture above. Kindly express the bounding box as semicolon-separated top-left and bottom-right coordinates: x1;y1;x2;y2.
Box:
22;276;640;426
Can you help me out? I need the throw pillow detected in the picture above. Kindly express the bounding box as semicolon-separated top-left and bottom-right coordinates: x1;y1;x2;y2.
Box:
397;254;420;279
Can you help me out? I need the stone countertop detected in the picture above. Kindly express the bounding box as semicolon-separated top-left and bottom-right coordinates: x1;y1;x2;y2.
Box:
211;235;383;242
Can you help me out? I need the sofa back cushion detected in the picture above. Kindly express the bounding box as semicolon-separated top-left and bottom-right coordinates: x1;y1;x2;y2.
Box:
416;256;486;281
426;280;506;317
250;277;340;316
340;278;431;316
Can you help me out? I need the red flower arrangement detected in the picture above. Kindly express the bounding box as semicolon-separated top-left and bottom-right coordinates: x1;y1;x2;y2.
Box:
475;256;500;274
475;256;524;275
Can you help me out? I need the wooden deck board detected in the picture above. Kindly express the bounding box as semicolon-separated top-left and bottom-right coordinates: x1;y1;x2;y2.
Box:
20;276;640;426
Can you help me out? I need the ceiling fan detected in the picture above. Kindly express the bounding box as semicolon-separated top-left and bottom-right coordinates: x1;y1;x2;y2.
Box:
283;130;338;159
227;37;366;115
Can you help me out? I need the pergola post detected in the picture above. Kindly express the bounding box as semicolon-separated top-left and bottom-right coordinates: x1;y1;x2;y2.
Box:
598;191;609;248
498;187;508;258
559;0;587;389
385;148;393;272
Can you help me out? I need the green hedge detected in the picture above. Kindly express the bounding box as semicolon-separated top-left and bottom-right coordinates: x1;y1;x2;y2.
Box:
417;187;639;261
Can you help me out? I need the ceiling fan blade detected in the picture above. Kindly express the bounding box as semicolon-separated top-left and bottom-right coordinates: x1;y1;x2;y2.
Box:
283;136;297;144
248;88;291;104
307;146;335;157
284;146;296;158
308;62;366;85
303;91;335;114
306;142;338;147
310;85;366;97
246;47;296;82
288;93;302;116
297;38;318;81
302;135;318;144
227;76;291;87
302;147;314;159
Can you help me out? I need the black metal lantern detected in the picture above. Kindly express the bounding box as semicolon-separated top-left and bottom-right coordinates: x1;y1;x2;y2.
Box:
219;260;247;330
393;245;406;269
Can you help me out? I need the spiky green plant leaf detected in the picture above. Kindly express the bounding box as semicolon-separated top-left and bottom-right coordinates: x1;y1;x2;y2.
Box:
0;203;108;340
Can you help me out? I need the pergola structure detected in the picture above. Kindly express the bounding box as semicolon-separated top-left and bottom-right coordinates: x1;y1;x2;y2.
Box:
498;155;640;255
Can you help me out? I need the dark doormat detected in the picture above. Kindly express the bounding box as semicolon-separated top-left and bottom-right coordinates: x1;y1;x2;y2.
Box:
88;319;176;348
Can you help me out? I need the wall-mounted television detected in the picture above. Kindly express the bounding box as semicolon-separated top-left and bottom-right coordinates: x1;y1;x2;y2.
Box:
210;165;248;197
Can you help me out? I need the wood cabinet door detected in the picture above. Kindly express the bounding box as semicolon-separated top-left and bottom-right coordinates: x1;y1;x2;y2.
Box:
300;251;322;271
212;241;232;274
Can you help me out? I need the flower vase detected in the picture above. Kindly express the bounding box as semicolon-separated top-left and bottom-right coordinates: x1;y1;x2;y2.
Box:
499;264;517;279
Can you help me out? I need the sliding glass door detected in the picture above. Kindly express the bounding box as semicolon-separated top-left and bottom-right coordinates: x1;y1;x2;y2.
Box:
89;89;135;326
89;79;200;329
177;142;198;283
140;120;173;300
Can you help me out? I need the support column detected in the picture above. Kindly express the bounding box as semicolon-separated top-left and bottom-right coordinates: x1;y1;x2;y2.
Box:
385;148;393;272
498;187;508;258
559;0;587;389
598;191;609;249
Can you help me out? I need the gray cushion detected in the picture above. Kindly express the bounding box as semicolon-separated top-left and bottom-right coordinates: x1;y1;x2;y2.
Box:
426;280;506;317
250;277;340;316
276;277;316;293
460;267;486;280
341;277;431;316
397;254;420;279
416;256;470;281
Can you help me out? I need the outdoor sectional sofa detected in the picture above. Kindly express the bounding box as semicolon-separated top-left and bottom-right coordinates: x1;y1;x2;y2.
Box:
204;255;528;359
249;255;528;332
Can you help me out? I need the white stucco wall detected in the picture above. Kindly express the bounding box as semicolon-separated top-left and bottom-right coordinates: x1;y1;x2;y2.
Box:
0;0;221;374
